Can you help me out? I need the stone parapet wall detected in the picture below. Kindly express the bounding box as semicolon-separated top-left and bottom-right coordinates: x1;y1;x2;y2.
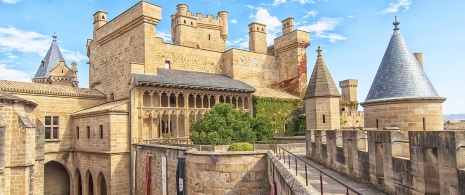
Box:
305;129;465;194
134;144;271;195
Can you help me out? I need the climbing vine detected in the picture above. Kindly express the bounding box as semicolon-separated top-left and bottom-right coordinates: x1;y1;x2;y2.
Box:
252;96;303;136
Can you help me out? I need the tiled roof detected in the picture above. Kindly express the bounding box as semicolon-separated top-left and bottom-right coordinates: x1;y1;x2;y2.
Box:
132;68;256;93
71;99;128;116
0;80;106;98
0;91;37;106
364;20;443;103
253;87;300;100
33;36;66;79
304;46;340;99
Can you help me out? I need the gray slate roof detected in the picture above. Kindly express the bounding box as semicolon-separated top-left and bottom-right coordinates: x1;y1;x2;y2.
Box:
364;28;443;103
132;68;256;93
304;46;340;99
33;36;65;79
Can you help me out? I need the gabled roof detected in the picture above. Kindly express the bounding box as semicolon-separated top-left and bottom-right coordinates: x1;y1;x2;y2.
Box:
33;35;65;79
132;68;256;93
71;99;128;116
0;80;106;98
364;17;443;103
304;46;340;99
0;91;37;106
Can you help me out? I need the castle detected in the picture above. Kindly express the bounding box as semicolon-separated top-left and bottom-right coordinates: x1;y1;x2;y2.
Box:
0;1;452;195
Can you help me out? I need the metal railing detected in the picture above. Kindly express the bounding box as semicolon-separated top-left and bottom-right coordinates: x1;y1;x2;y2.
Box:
273;144;362;195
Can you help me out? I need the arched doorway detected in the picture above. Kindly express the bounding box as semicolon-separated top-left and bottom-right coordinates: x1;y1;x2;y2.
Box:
86;170;94;195
97;172;107;195
75;169;83;195
44;161;70;195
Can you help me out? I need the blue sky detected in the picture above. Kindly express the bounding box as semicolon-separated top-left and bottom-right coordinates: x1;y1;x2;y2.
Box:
0;0;464;114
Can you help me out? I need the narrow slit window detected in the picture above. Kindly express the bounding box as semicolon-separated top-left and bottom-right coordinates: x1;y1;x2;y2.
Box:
99;125;103;139
423;117;426;130
208;34;211;40
376;119;379;129
165;61;170;69
322;115;326;123
76;127;80;139
87;126;90;139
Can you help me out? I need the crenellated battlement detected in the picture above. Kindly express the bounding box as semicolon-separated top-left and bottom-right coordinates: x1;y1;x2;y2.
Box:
171;4;228;52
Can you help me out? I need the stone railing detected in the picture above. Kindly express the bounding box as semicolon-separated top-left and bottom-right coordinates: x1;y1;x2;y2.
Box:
305;129;465;194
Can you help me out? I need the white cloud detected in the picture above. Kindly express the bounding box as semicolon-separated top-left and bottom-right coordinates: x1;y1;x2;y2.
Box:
246;5;255;9
6;53;18;59
226;36;249;50
347;15;354;18
298;17;347;43
61;49;87;63
272;0;286;6
230;19;238;24
378;0;412;14
0;26;50;56
295;0;315;4
1;0;21;4
0;64;31;82
302;10;318;18
250;7;282;45
157;31;172;43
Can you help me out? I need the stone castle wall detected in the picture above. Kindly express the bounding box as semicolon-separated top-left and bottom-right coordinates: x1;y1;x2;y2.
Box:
305;129;465;194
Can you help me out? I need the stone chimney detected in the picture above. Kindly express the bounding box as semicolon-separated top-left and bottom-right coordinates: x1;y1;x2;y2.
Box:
414;52;424;68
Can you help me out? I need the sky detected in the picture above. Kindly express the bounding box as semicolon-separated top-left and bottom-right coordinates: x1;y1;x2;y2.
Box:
0;0;464;114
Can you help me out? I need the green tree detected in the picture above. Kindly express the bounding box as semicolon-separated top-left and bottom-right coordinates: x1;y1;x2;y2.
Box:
190;103;256;145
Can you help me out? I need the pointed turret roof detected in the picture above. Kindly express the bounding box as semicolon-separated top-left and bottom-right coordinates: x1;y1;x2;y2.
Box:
33;34;65;79
304;46;340;99
363;17;443;103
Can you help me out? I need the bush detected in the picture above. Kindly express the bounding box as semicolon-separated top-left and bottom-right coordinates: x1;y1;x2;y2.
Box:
228;142;253;151
190;103;256;145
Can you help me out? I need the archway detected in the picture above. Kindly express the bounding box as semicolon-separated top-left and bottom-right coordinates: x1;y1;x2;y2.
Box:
44;161;70;195
75;168;83;195
97;172;107;195
86;170;94;195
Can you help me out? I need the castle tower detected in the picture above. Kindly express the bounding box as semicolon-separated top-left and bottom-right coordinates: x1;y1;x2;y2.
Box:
282;17;294;35
171;4;227;52
273;16;310;97
361;17;446;131
339;79;358;111
304;46;341;130
32;35;78;87
248;22;267;54
93;10;107;30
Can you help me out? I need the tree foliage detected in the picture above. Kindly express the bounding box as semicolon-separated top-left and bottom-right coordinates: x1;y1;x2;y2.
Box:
190;103;274;145
228;142;254;151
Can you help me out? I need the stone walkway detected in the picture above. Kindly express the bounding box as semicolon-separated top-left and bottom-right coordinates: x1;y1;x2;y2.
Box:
279;152;387;195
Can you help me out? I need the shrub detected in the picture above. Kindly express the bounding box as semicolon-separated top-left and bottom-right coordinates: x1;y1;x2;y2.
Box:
228;142;253;151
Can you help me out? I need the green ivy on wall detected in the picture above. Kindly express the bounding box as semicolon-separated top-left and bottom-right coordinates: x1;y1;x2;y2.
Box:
252;96;304;136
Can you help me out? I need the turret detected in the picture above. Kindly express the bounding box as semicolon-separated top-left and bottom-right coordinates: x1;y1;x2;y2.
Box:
176;4;188;15
414;52;424;68
282;17;294;35
93;10;107;30
248;22;267;54
218;11;228;40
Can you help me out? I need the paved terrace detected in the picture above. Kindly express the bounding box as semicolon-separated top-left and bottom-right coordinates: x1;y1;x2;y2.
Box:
275;150;387;195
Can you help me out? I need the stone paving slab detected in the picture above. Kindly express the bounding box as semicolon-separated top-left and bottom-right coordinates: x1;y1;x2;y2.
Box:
278;152;387;195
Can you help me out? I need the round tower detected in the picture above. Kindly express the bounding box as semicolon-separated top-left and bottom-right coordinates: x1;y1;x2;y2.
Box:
176;4;188;15
218;11;228;40
93;10;107;30
361;17;445;131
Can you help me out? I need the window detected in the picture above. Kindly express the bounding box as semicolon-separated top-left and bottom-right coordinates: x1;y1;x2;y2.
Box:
423;117;426;130
99;125;104;139
322;115;326;123
87;126;90;139
208;34;211;40
376;119;379;129
76;127;80;139
45;116;59;140
164;61;170;69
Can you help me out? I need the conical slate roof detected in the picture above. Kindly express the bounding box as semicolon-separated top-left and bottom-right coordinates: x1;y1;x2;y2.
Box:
304;46;340;99
33;35;65;79
364;17;442;103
